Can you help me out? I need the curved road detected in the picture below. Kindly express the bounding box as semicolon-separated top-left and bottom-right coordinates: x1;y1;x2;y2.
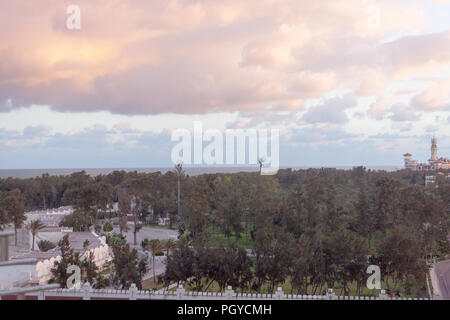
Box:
431;260;450;300
114;226;178;284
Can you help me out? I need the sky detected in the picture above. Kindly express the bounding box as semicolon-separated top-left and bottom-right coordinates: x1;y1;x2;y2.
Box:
0;0;449;169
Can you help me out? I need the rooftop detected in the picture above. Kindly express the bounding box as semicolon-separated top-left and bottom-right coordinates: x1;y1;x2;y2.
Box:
11;232;104;262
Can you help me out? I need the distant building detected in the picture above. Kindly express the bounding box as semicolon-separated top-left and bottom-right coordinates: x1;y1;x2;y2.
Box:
404;137;450;171
24;206;74;251
0;206;112;289
403;153;418;170
425;175;436;186
2;232;111;288
158;217;170;226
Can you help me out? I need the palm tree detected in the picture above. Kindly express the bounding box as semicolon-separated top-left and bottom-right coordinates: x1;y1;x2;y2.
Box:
163;239;176;257
257;157;265;174
174;162;183;218
27;219;45;251
144;239;162;283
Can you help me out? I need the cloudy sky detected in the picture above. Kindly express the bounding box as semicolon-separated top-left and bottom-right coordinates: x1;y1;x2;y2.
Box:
0;0;449;169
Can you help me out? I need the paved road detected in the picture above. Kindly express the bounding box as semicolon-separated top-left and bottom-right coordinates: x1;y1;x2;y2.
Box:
114;226;178;248
113;226;177;284
433;260;450;300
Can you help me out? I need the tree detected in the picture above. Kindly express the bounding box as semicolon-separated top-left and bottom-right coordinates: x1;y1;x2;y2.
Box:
93;178;114;224
352;183;373;244
39;173;55;209
116;186;130;235
143;239;162;283
111;242;146;289
50;234;81;287
27;219;45;251
37;240;56;252
0;203;9;231
374;227;427;295
82;251;99;284
212;176;245;240
3;189;26;246
163;239;176;257
373;177;401;233
174;162;184;219
124;175;151;245
62;172;97;231
131;196;143;245
257;158;265;174
163;239;195;286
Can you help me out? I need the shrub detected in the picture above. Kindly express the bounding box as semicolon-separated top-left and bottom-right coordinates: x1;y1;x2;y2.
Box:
103;222;113;232
60;213;93;232
38;240;56;252
106;233;126;248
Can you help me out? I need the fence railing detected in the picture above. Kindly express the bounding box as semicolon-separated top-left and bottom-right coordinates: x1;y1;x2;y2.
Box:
0;283;434;300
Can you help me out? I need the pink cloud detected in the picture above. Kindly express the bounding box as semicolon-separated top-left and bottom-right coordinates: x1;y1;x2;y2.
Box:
411;81;450;110
114;122;131;132
0;0;447;116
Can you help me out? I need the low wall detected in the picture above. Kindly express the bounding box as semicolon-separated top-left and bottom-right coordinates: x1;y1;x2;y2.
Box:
0;264;36;289
0;284;432;301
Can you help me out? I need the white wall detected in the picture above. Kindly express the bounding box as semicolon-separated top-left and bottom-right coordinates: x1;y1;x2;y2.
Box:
0;264;36;289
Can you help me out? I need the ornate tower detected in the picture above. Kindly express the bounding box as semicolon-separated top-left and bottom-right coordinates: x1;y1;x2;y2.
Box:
431;137;438;161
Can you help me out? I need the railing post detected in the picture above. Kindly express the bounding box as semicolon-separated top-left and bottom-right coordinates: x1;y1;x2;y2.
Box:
225;286;234;300
82;282;92;300
275;287;284;300
17;293;26;300
327;288;337;300
378;290;389;300
37;290;45;300
176;284;185;300
129;283;137;300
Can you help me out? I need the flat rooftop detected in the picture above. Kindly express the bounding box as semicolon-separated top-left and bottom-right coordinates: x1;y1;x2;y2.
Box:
11;232;104;262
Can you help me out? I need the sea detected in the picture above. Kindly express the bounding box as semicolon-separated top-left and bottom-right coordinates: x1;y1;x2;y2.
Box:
0;166;401;179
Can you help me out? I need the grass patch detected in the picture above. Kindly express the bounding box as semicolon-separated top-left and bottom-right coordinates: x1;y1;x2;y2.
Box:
174;276;425;298
210;232;254;248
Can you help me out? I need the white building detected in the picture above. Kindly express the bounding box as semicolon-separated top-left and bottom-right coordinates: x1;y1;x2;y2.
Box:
425;175;436;186
404;137;450;171
2;232;111;288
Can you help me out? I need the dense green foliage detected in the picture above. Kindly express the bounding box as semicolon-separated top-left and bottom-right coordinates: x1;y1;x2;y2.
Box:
1;167;448;296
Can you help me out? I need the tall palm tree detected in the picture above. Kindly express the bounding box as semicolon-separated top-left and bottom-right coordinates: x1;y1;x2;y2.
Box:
144;239;162;283
257;157;265;174
163;239;176;257
174;162;183;218
27;219;45;251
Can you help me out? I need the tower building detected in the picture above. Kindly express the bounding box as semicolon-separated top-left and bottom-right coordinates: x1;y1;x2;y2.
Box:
431;137;438;161
403;137;450;171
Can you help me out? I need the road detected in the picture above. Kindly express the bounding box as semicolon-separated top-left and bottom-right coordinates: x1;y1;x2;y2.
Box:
114;226;178;248
431;259;450;300
113;226;178;284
